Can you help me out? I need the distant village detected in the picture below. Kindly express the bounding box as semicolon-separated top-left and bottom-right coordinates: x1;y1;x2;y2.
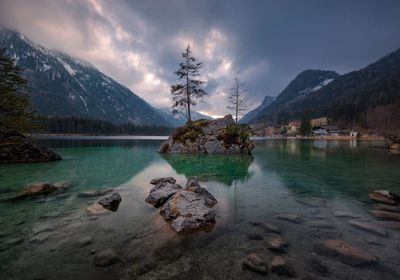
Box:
251;117;361;138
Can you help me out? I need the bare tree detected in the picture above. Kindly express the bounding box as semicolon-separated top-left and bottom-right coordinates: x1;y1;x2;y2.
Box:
227;78;250;124
171;45;207;122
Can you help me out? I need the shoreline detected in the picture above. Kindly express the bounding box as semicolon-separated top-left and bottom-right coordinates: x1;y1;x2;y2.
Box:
29;133;385;141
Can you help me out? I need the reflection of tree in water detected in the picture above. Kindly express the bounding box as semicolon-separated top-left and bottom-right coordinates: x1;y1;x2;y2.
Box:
160;154;254;186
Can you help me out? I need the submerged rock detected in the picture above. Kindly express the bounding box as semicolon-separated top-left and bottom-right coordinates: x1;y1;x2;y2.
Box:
78;188;114;198
275;214;302;223
147;176;218;233
267;237;289;252
0;237;24;252
374;204;400;212
0;124;61;163
370;210;400;221
270;256;295;277
261;222;281;233
98;193;121;211
158;115;254;154
242;253;268;274
95;249;118;267
11;182;67;200
314;239;378;266
368;190;399;205
333;211;362;219
348;220;387;237
86;203;110;216
145;182;182;208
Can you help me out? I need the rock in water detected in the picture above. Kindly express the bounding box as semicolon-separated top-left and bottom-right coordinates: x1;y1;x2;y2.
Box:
0;124;61;163
348;220;387;237
270;256;295;277
78;188;114;198
95;249;118;267
145;182;182;208
275;214;303;223
261;222;281;233
11;182;67;200
314;239;378;266
147;176;217;233
368;190;399;205
98;193;121;211
149;177;176;185
158;115;254;154
242;253;268;274
370;210;400;221
267;237;289;252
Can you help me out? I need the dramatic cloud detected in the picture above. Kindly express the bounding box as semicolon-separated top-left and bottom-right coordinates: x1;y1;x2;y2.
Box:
1;0;400;117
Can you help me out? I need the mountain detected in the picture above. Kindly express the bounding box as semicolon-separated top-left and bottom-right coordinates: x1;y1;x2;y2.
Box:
251;70;339;124
0;29;172;126
156;107;213;127
239;95;275;124
252;48;400;132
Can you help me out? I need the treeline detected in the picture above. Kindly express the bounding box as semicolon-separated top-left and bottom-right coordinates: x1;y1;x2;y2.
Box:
36;117;175;135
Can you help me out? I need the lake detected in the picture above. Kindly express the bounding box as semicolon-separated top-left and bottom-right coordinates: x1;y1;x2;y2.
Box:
1;137;400;279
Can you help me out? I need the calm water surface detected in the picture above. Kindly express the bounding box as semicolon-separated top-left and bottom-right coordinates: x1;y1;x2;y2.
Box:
0;138;400;279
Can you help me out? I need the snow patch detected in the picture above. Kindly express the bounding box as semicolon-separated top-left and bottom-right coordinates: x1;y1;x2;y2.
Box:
57;57;76;76
299;78;334;94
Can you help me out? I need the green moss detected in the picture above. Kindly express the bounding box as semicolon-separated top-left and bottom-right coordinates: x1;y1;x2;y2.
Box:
172;119;213;143
217;124;253;148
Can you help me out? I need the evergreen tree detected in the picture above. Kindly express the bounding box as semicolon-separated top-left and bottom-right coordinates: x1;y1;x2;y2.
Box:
0;45;36;131
171;45;207;122
227;78;250;124
299;110;312;136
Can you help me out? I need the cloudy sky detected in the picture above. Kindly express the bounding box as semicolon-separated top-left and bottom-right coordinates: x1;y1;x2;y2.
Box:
1;0;400;118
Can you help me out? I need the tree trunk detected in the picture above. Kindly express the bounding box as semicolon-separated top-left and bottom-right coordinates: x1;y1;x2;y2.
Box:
186;53;191;122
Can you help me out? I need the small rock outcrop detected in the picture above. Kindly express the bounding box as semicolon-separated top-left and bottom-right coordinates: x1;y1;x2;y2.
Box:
145;176;218;233
0;124;61;163
11;182;67;200
98;193;122;211
158;115;254;154
242;253;268;274
368;190;399;205
314;239;378;266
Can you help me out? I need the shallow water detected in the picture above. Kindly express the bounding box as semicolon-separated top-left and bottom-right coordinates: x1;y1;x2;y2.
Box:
0;138;400;279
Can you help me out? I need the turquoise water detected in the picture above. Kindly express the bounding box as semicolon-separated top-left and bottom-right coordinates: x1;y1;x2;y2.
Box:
0;138;400;279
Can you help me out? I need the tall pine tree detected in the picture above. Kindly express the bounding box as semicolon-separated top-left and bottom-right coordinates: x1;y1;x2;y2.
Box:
227;78;250;124
0;45;36;131
171;45;207;122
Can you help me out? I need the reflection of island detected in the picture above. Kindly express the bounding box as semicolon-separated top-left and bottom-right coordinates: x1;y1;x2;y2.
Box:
160;153;254;186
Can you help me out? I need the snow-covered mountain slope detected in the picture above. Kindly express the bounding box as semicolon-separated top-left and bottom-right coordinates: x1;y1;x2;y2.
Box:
0;28;171;126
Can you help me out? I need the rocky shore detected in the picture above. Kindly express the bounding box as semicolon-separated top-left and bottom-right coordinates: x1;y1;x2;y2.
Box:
158;115;254;154
0;125;61;163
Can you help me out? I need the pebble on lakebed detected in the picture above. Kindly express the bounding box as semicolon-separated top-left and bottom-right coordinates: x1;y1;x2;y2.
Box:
145;176;217;233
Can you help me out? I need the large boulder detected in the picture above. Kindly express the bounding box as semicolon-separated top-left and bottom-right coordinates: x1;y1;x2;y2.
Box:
146;176;218;233
98;193;122;211
0;124;61;163
158;115;254;154
145;182;182;207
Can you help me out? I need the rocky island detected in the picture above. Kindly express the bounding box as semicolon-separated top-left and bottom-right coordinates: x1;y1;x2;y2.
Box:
0;124;61;163
158;114;254;154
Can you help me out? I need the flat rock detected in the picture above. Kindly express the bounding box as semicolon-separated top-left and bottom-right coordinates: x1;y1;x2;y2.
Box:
348;220;387;237
333;211;362;218
369;190;399;205
0;237;24;252
78;188;114;198
30;233;49;244
314;239;378;266
270;256;294;277
267;237;289;252
242;252;268;274
261;222;281;233
150;177;176;185
309;221;336;229
76;236;92;247
374;204;400;212
12;182;67;200
370;210;400;221
275;214;302;223
86;203;110;216
98;192;121;211
95;249;118;267
145;182;182;208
